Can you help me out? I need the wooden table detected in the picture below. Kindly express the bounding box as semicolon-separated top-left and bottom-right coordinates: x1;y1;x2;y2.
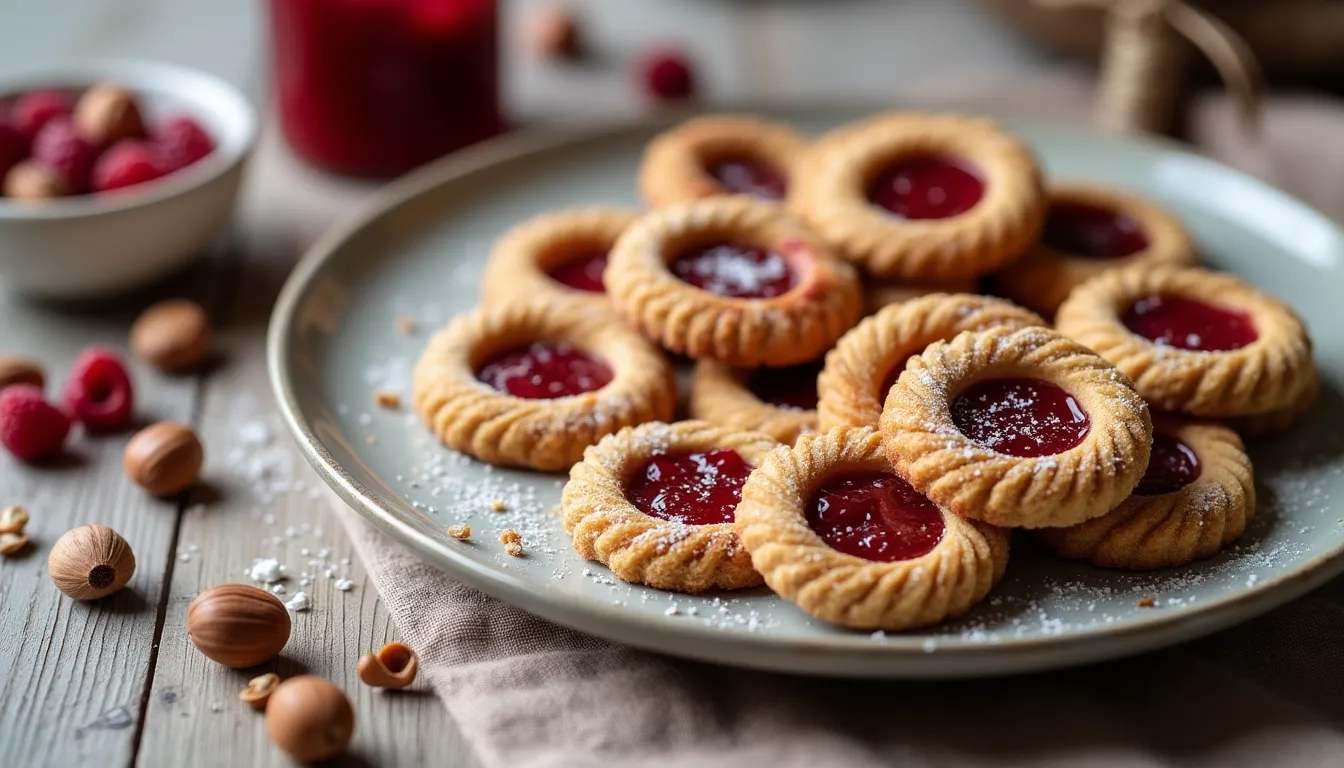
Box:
0;2;1046;765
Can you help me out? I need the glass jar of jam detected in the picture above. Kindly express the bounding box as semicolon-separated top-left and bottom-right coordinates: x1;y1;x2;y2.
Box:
268;0;502;177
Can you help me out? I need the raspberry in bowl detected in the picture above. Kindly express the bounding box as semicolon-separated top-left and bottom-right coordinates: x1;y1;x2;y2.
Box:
0;60;256;298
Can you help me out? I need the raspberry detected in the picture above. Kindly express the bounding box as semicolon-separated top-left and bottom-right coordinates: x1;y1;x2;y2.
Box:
639;49;695;101
11;89;72;145
31;117;98;194
0;385;72;462
62;347;134;433
92;140;164;193
155;116;215;174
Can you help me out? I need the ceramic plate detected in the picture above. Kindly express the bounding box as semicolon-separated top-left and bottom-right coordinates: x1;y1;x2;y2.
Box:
269;105;1344;678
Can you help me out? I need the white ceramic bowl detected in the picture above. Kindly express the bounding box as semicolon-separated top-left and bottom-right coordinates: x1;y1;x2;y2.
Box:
0;60;256;298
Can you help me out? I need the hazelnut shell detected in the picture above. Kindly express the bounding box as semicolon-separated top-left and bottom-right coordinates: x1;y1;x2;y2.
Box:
48;524;136;600
129;299;211;373
357;642;418;689
123;422;204;497
0;356;45;390
187;584;291;668
265;675;355;762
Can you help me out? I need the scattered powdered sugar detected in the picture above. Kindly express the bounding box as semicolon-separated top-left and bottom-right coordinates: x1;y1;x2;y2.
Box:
285;592;312;612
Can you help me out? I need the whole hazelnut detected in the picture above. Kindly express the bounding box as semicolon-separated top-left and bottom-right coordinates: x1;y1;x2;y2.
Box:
4;160;68;201
265;675;356;762
130;299;211;373
48;524;136;600
123;421;204;497
187;583;292;668
531;6;582;59
0;356;45;390
74;82;146;147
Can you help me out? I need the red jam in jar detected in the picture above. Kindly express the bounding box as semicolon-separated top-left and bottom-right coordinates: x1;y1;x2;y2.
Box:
269;0;503;176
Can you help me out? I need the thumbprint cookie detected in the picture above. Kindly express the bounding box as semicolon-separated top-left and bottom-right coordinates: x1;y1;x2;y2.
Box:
736;426;1009;630
817;293;1045;431
863;275;979;315
480;207;640;311
689;359;822;444
562;420;777;593
606;196;863;367
789;112;1046;280
1037;418;1254;569
1228;366;1319;438
1055;265;1316;419
993;182;1197;315
638;115;808;207
413;301;676;471
881;326;1153;529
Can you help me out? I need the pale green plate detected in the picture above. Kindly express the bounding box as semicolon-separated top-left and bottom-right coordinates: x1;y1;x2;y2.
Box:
269;106;1344;678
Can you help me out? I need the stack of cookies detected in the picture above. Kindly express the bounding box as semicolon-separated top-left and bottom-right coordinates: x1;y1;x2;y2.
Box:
412;111;1317;631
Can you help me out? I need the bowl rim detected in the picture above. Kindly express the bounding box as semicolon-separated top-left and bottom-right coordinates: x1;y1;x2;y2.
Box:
0;58;257;221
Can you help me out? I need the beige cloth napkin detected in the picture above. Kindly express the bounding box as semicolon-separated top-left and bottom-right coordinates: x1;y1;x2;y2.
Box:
333;77;1344;768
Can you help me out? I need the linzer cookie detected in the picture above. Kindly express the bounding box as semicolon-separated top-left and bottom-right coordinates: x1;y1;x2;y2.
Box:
736;426;1009;630
789;112;1046;280
881;326;1153;528
638;115;808;207
1055;265;1316;423
606;196;863;367
562;420;777;593
413;301;676;471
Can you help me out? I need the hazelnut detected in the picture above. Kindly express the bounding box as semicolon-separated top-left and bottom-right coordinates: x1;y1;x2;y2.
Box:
48;524;136;600
0;505;30;534
531;6;582;59
188;584;292;668
0;356;45;390
0;532;29;556
4;160;68;201
129;299;211;373
357;642;418;689
74;82;146;147
123;422;204;497
241;672;281;711
265;675;356;762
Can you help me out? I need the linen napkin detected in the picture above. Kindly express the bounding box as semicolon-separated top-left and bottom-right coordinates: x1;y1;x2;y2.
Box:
333;76;1344;768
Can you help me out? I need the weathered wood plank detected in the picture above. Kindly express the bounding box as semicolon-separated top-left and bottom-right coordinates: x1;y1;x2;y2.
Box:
134;127;477;768
0;254;214;767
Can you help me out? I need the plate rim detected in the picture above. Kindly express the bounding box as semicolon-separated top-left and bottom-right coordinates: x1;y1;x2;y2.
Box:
267;104;1344;678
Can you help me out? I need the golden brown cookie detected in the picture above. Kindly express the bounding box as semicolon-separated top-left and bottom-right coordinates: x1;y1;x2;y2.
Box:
689;360;820;444
1037;418;1254;569
562;420;777;593
479;207;640;311
736;426;1010;630
638;115;808;207
992;182;1198;316
1055;265;1316;418
881;326;1153;529
606;196;863;367
789;112;1046;280
863;275;980;315
817;293;1045;431
413;301;676;471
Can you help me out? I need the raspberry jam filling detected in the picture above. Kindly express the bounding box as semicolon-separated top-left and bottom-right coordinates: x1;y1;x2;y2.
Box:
951;378;1091;457
1123;295;1258;352
1042;202;1149;259
749;362;823;411
625;449;753;526
806;472;945;562
867;156;985;220
705;158;788;201
476;342;613;399
671;242;796;299
1134;434;1201;496
546;250;608;293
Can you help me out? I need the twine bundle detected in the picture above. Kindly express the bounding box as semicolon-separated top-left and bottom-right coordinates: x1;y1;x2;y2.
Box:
1036;0;1262;135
